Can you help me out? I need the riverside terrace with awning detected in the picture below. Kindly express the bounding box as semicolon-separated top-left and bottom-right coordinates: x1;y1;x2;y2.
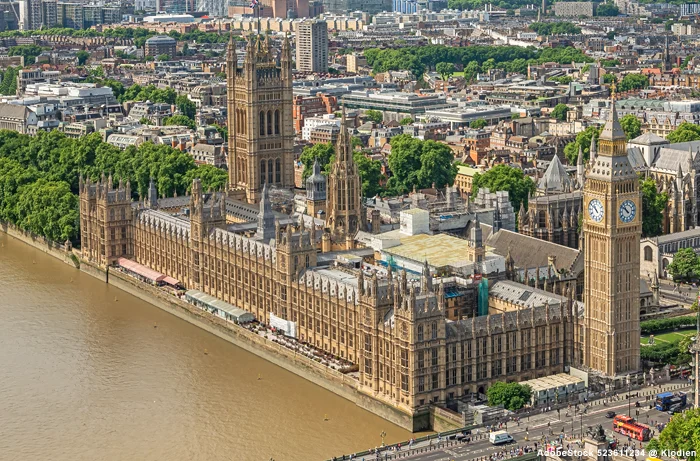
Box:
116;257;180;287
184;290;255;324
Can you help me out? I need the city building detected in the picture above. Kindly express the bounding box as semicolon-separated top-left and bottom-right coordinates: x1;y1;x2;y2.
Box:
144;35;177;58
301;113;341;141
582;92;641;379
553;1;594;16
293;94;338;132
226;34;295;204
56;2;82;29
322;0;391;14
18;0;42;30
341;90;453;122
41;0;57;28
156;0;194;13
296;19;329;73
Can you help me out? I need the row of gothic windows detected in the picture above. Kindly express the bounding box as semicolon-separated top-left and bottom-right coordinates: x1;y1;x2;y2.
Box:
259;110;280;136
260;158;282;185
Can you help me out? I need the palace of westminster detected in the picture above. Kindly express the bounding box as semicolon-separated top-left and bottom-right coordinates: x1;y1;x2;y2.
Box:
78;35;642;427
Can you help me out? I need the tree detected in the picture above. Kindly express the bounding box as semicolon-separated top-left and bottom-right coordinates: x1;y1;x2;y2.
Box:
667;121;700;143
163;115;196;130
436;61;455;81
184;164;228;192
14;178;79;242
300;142;335;182
365;110;383;124
399;117;414;125
175;95;196;120
640;177;668;237
550;104;569;122
471;164;535;214
666;247;700;281
602;74;617;84
8;44;44;64
470;119;487;129
462;60;480;83
564;126;600;164
596;2;619;16
353;151;383;197
76;50;90;66
213;123;228;140
387;135;457;193
617;73;649;92
156;54;171;62
487;382;532;411
619;114;641;140
0;66;18;95
657;408;700;456
139;117;150;125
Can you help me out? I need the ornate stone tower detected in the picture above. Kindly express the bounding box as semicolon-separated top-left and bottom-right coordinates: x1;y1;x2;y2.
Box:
306;158;327;218
325;112;364;249
582;90;641;377
226;33;295;204
189;179;226;290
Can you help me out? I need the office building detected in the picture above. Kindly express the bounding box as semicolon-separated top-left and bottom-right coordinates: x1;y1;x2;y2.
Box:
296;19;328;73
144;35;177;57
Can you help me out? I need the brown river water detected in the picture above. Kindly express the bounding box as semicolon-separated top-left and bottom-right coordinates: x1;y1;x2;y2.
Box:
0;232;411;461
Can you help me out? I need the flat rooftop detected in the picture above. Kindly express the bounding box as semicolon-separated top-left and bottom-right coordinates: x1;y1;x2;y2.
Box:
384;233;473;268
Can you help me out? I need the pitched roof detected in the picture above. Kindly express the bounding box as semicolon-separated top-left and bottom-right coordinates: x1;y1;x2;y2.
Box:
630;131;667;145
485;229;581;273
599;99;626;141
538;155;571;192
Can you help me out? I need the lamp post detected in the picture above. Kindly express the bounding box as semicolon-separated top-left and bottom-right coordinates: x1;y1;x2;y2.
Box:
380;430;386;447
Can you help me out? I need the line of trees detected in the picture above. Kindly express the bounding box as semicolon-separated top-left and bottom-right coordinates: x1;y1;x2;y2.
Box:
364;45;592;78
529;22;581;35
641;315;698;334
0;130;227;244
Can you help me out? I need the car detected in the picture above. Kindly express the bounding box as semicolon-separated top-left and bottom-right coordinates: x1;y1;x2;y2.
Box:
668;404;684;415
605;410;616;418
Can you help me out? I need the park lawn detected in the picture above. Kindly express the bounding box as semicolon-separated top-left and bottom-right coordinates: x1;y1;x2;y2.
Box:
641;328;695;345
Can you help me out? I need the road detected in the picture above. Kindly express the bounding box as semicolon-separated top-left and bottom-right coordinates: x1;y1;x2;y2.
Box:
341;382;690;461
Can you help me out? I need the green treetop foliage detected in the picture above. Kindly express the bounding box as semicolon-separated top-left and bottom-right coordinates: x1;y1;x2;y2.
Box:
364;45;592;78
175;95;196;119
667;247;700;281
600;59;620;68
8;44;45;64
448;0;539;11
667;121;700;143
118;84;176;104
184;164;228;193
399;117;414;126
0;66;19;95
487;382;532;411
596;2;620;16
564;126;601;164
470;119;487;129
300;142;335;182
529;22;582;35
549;75;573;84
365;110;383;124
156;54;171;62
550;104;570;122
641;316;698;334
462;60;481;83
386;135;457;195
617;73;649;92
213;123;228;140
603;74;618;84
471;164;535;214
619;114;642;140
658;407;700;455
640;177;668;237
76;50;90;66
436;61;456;81
0;130;227;244
164;115;196;130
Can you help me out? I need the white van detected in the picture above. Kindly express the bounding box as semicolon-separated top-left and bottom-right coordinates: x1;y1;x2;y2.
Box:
489;431;513;445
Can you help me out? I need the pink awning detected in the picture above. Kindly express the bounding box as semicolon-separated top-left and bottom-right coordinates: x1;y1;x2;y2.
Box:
162;276;180;286
117;258;165;283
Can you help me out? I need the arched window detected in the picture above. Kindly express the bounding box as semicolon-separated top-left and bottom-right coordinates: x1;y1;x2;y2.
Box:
267;111;273;135
644;245;653;261
274;110;280;135
275;158;281;183
260;160;266;185
259;111;265;136
431;322;437;339
268;159;273;184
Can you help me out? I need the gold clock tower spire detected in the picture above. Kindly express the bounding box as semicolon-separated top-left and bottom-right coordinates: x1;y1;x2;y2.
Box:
582;93;641;377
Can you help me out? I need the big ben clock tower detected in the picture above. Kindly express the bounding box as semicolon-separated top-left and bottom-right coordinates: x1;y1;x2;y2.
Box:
583;88;641;377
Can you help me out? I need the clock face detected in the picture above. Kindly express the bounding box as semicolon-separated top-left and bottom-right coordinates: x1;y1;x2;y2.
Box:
588;199;604;223
619;200;636;223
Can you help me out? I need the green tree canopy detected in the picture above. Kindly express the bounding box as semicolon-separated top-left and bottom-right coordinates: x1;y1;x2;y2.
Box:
487;382;532;411
640;177;668;237
596;2;619;16
657;407;700;457
529;22;581;35
365;110;383;124
564;126;600;164
462;60;480;83
619;114;641;140
550;104;570;122
8;44;44;64
156;54;171;62
436;61;456;81
603;74;617;84
470;119;487;129
0;66;18;95
184;164;228;192
175;95;196;120
471;164;535;214
76;50;90;65
300;142;335;182
617;73;649;92
666;247;700;281
164;115;196;130
399;117;414;125
387;135;457;194
667;121;700;143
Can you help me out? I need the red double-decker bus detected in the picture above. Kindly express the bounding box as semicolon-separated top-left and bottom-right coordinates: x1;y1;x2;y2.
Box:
612;415;651;441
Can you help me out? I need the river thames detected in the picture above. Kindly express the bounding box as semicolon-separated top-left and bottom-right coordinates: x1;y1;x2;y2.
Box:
0;233;411;461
